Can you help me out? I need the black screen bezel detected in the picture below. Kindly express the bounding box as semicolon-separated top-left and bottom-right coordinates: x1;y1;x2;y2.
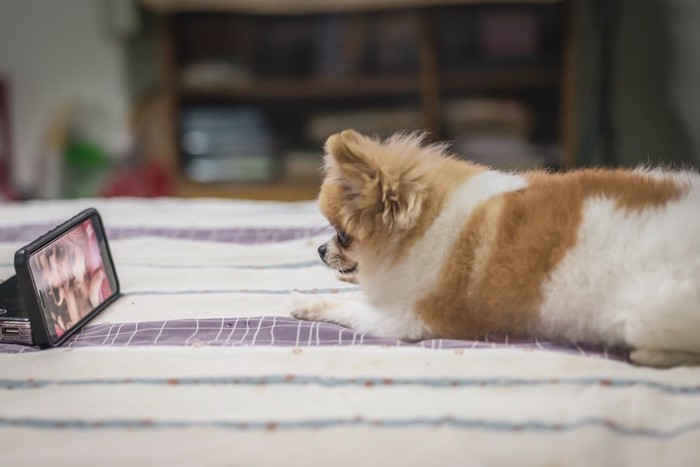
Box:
14;208;120;349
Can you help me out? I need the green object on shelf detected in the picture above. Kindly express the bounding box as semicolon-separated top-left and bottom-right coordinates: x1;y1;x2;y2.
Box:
64;138;110;170
63;138;111;198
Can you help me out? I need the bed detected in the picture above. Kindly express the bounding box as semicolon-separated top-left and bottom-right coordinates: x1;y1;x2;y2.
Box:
1;197;698;466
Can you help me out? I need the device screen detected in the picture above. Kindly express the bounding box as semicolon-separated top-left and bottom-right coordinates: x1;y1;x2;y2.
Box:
27;216;118;342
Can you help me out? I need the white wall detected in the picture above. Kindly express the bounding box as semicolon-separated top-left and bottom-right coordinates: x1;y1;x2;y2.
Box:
0;0;128;195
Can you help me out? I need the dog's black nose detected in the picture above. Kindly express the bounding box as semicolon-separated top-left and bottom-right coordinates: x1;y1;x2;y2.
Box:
317;244;327;260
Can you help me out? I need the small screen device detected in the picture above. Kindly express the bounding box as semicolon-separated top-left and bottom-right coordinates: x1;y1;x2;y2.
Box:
0;208;120;348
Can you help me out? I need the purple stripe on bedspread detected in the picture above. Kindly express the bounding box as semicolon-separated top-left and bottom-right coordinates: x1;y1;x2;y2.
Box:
0;225;331;244
0;317;630;361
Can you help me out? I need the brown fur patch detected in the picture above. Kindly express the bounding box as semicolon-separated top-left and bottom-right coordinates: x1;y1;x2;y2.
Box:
318;182;345;229
417;168;688;339
545;169;688;213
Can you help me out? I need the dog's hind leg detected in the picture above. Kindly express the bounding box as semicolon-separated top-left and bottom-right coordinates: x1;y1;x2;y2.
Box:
630;349;700;368
620;276;700;360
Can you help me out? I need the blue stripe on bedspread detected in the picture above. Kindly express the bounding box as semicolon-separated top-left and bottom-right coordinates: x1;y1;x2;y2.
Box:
0;317;630;361
0;225;332;244
1;374;697;393
0;416;698;438
123;287;358;296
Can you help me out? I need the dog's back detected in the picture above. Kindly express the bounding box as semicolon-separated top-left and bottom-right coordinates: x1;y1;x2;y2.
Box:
408;165;700;367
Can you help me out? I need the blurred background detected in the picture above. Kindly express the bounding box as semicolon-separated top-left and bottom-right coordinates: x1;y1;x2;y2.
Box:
0;0;698;201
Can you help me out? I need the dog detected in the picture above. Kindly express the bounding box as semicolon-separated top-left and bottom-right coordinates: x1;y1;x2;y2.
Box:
290;129;700;367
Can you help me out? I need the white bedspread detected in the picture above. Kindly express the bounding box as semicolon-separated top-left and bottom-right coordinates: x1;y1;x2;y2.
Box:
0;197;698;466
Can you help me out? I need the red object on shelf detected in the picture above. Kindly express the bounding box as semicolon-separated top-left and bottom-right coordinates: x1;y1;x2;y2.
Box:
0;77;16;199
101;161;174;198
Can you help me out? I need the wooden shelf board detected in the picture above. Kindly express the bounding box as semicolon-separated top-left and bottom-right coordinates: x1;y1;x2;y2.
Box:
442;67;559;91
179;67;559;100
176;177;321;200
142;0;564;16
180;75;420;99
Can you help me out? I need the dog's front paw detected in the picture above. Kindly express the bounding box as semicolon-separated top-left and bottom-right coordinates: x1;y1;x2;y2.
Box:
288;295;335;322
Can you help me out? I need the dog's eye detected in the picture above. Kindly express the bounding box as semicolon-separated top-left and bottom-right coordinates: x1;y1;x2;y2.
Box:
336;230;351;248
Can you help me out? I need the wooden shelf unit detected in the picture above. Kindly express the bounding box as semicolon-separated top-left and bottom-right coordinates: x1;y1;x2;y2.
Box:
155;1;575;199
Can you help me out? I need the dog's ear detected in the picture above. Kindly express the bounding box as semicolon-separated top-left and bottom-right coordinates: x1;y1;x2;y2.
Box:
324;129;375;180
377;168;426;231
324;130;427;234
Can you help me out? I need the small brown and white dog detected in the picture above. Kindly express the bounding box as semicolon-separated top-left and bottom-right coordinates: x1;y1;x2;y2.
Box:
290;129;700;367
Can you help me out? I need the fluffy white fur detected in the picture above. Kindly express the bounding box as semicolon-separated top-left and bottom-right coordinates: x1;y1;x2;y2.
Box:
537;175;700;367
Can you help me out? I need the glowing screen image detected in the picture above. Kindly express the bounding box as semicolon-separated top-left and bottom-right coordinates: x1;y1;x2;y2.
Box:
28;218;114;340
